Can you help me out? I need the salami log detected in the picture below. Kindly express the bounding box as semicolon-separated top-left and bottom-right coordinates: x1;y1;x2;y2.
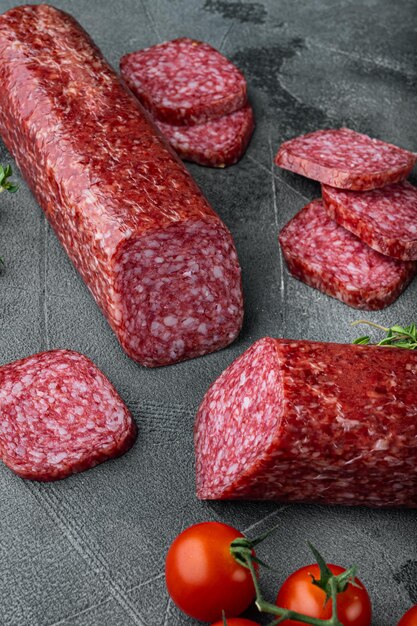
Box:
322;181;417;261
0;350;136;481
278;200;417;310
195;338;417;507
157;105;255;167
0;6;243;367
120;38;247;125
275;128;417;190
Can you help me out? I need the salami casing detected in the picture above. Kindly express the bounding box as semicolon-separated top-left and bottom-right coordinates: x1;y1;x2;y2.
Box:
279;200;417;310
322;181;417;261
275;128;417;191
0;6;243;367
157;105;255;167
195;338;417;507
120;38;247;126
0;350;136;481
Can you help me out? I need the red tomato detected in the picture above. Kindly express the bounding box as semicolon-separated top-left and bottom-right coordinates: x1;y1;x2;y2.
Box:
165;522;256;622
276;564;371;626
398;606;417;626
211;617;259;626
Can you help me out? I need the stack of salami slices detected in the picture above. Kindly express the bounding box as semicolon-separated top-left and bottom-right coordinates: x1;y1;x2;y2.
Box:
275;128;417;310
120;38;254;167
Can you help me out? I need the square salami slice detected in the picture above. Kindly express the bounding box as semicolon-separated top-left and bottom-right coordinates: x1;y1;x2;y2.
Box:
156;105;254;167
0;350;136;481
195;337;417;507
120;38;247;125
278;200;417;310
275;128;417;190
322;181;417;261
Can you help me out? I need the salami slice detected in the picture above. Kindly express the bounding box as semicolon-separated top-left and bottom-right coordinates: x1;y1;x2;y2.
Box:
275;128;417;190
0;350;136;481
120;38;247;125
156;105;255;167
195;338;417;507
278;200;417;310
0;6;243;367
322;181;417;261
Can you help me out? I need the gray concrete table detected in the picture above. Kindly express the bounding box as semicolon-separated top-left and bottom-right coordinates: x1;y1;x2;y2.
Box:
0;1;416;624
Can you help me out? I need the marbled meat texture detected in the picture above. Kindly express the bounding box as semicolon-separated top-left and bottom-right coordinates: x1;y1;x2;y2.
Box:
195;338;417;507
0;6;243;367
322;181;417;261
120;38;247;125
0;350;136;481
275;128;417;190
157;105;255;167
278;200;417;310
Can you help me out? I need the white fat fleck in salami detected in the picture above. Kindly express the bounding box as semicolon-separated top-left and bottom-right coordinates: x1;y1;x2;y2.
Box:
275;128;417;190
156;105;255;168
0;6;244;367
278;200;417;310
0;350;136;481
120;38;247;125
195;338;417;507
322;181;417;261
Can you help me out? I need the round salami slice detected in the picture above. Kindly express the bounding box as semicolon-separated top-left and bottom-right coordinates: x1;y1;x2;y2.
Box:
195;338;417;507
0;350;136;481
278;199;417;310
322;181;417;261
275;128;417;190
156;105;254;167
120;38;247;125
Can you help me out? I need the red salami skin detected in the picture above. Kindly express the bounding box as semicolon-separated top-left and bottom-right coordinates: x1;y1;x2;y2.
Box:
322;181;417;261
195;338;417;507
279;200;417;310
0;6;243;368
0;350;136;481
120;38;247;125
275;128;417;190
156;105;255;167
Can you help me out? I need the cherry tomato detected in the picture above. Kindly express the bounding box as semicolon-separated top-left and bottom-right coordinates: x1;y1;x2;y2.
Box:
276;564;372;626
165;521;255;622
398;606;417;626
211;617;259;626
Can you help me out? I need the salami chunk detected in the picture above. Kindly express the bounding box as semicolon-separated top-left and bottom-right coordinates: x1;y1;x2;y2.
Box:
278;200;417;310
195;338;417;507
275;128;417;190
120;38;247;125
322;181;417;261
0;6;243;367
0;350;136;481
156;105;254;167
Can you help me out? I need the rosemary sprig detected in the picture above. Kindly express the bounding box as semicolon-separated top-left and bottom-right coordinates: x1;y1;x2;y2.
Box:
352;320;417;350
0;164;19;193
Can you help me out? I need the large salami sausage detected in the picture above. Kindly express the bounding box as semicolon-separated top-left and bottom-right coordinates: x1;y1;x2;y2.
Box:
0;5;243;367
194;338;417;507
0;350;136;481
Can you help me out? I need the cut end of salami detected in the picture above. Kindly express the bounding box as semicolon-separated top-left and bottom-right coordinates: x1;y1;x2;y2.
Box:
156;104;255;168
322;181;417;261
275;128;417;190
195;338;417;507
116;218;243;367
279;200;417;310
120;38;247;125
0;350;136;481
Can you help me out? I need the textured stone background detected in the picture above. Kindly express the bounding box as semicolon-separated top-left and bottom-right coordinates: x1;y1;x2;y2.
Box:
0;1;416;624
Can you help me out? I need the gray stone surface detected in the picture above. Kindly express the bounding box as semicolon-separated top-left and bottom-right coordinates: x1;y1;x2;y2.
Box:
0;0;416;624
